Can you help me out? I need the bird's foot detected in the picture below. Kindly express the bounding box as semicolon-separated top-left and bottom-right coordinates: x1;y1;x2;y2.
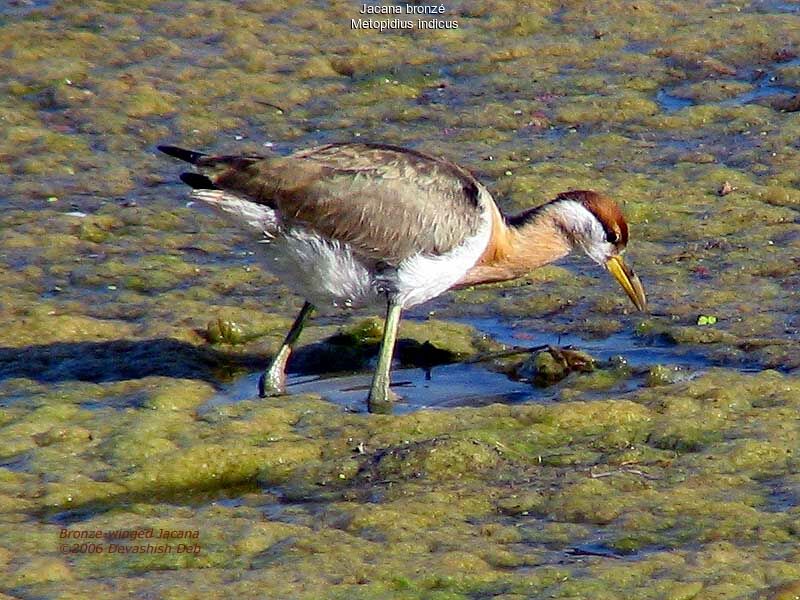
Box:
258;372;287;398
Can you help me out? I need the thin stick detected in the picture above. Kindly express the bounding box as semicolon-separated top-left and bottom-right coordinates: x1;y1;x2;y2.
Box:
463;344;551;364
254;100;288;114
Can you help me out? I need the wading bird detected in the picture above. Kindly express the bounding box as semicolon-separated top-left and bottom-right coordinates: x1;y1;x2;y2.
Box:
159;142;646;412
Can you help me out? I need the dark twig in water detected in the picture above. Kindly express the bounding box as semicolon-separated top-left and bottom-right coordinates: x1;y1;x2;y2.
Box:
463;344;551;364
255;100;287;114
565;545;625;559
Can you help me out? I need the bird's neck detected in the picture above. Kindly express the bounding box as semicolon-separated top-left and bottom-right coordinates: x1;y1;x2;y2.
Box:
456;202;573;287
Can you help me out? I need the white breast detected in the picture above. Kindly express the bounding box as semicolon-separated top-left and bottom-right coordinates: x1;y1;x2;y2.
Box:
392;199;492;307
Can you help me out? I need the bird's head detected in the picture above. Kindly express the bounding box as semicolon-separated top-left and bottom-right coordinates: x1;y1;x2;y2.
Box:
548;190;647;312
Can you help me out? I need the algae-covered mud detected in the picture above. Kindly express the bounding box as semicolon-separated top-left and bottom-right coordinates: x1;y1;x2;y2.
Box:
2;0;800;598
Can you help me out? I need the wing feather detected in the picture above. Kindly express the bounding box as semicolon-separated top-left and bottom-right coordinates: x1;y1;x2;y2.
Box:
197;143;486;264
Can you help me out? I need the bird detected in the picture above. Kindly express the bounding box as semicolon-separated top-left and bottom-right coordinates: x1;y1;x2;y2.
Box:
159;142;647;413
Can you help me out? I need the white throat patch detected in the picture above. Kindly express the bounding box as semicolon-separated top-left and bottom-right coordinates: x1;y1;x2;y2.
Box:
546;199;611;266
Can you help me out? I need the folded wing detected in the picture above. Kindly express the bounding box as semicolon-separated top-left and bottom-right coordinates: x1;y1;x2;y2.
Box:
190;143;487;265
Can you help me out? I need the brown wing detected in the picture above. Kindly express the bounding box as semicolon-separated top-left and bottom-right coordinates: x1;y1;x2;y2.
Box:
196;143;486;264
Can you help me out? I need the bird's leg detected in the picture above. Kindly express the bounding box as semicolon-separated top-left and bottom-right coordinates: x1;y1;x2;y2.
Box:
367;300;402;414
259;301;314;398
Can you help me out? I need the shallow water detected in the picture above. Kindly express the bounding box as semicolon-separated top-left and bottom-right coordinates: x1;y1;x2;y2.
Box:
2;0;800;598
207;362;535;413
205;315;719;415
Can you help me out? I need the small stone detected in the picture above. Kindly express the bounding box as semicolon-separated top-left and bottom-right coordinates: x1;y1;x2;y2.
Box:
717;181;735;196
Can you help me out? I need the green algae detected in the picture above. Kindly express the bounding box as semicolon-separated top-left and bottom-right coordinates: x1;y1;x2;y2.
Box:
8;369;792;598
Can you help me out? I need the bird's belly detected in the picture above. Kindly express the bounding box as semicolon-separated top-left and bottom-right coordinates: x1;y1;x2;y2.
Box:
266;228;379;310
263;219;491;311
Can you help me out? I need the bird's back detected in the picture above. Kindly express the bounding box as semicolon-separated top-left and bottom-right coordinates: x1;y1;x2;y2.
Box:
187;142;489;265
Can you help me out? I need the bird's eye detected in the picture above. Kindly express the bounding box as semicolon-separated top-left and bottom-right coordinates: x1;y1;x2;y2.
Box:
606;230;620;244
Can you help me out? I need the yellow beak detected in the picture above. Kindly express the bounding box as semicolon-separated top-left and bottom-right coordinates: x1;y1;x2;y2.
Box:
606;255;647;312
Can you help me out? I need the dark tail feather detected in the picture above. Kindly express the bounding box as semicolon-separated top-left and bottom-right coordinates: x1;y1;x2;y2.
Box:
180;172;217;190
158;145;206;164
